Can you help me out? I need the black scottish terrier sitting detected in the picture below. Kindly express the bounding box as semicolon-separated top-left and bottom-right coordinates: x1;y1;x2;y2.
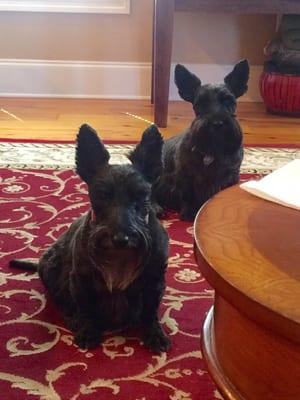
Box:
10;124;170;353
153;59;250;221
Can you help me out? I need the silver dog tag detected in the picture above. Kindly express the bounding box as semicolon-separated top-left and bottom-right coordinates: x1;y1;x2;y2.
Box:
203;155;214;166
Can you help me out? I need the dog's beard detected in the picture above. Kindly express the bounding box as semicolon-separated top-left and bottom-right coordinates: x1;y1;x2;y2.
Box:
98;249;141;292
191;116;242;156
88;222;151;292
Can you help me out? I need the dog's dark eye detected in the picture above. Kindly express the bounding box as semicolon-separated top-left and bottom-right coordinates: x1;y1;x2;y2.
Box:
134;198;150;215
227;104;235;113
97;190;112;202
222;97;233;106
132;186;151;201
197;92;209;104
194;94;209;110
220;95;236;109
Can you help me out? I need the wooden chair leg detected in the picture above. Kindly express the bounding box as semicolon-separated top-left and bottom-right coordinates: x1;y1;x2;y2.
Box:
151;2;156;105
153;0;175;127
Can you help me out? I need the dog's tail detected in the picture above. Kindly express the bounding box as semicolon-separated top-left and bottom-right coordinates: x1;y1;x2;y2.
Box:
9;259;38;272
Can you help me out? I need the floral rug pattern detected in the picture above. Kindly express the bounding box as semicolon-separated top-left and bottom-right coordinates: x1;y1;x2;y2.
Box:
1;141;300;172
0;142;298;399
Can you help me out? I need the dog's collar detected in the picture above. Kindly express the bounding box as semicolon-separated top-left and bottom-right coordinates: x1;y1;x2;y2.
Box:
91;209;96;222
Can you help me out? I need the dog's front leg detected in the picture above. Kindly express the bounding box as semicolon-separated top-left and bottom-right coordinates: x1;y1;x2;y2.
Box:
69;273;103;349
175;172;198;221
194;183;224;214
180;201;199;222
141;277;170;353
73;318;103;350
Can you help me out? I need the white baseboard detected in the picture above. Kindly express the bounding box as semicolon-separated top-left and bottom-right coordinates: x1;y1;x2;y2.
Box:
0;59;263;101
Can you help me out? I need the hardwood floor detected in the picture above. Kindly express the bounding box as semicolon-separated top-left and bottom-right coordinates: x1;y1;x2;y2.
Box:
0;98;299;144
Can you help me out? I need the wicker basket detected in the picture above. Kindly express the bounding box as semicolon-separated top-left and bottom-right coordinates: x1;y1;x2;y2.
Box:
259;71;300;116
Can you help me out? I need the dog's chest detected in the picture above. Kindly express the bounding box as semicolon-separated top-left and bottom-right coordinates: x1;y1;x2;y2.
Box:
94;250;143;328
97;249;141;293
179;145;216;175
99;290;131;328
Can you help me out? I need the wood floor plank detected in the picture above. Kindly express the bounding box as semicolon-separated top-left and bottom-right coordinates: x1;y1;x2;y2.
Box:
0;98;299;144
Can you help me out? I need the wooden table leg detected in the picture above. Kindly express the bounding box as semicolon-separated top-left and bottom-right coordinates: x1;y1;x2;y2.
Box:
202;296;300;400
153;0;174;127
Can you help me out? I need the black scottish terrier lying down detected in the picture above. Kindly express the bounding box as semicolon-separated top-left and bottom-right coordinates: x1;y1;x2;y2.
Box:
153;59;250;221
10;124;170;354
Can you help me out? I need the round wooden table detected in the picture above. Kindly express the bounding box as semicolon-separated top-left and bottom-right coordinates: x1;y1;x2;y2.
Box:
194;185;300;400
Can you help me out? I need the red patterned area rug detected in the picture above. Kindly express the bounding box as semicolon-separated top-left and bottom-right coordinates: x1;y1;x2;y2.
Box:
0;141;299;400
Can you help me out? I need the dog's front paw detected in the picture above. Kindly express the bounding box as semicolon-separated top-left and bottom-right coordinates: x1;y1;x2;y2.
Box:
74;328;102;349
64;316;81;332
180;207;196;222
143;325;171;353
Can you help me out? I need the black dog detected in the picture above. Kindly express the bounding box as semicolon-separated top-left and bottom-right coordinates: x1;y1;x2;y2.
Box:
10;124;170;353
154;59;250;221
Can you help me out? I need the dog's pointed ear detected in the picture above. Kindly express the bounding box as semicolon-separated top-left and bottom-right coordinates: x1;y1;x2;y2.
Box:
175;64;201;103
224;59;249;98
128;124;163;183
76;124;110;183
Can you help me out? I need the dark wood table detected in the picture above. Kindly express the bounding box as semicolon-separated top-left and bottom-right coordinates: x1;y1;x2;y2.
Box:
194;185;300;400
152;0;300;127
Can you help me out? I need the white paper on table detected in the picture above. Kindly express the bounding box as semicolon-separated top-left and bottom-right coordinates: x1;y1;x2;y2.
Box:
240;159;300;211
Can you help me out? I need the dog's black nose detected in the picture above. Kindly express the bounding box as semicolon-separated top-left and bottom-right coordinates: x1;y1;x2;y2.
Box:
212;120;224;127
112;233;129;247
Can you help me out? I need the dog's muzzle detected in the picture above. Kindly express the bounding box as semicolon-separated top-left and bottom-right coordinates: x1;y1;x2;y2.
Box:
190;113;242;155
192;111;237;131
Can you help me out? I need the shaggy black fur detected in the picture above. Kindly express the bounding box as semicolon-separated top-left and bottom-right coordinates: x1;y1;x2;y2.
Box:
153;59;250;221
10;124;170;353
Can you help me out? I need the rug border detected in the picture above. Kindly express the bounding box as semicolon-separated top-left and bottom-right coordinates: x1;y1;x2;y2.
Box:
246;143;300;148
1;138;300;148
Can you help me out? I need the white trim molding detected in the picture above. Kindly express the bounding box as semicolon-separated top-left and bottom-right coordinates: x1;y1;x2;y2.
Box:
0;60;151;99
0;0;130;14
0;59;263;101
